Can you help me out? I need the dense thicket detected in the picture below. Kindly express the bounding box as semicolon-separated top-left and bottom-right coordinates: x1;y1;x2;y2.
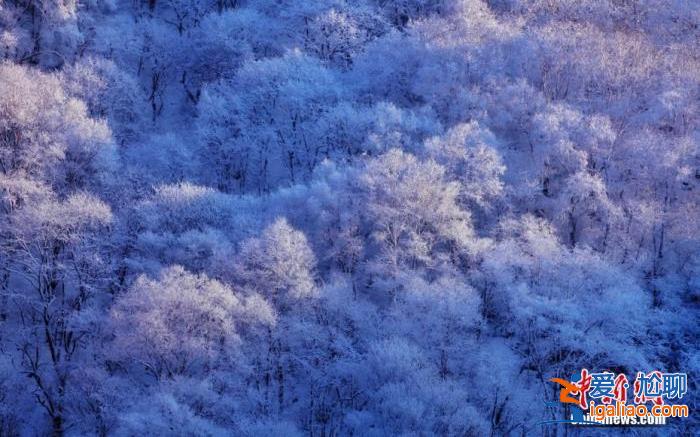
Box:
0;0;697;435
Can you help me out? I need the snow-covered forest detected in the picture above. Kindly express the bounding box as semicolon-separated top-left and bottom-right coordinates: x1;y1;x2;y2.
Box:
0;0;698;435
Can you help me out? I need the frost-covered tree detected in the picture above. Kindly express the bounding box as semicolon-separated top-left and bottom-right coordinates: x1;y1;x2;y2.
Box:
357;149;477;286
0;63;114;192
0;188;112;435
108;266;274;379
234;217;317;308
424;121;505;211
198;51;342;192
